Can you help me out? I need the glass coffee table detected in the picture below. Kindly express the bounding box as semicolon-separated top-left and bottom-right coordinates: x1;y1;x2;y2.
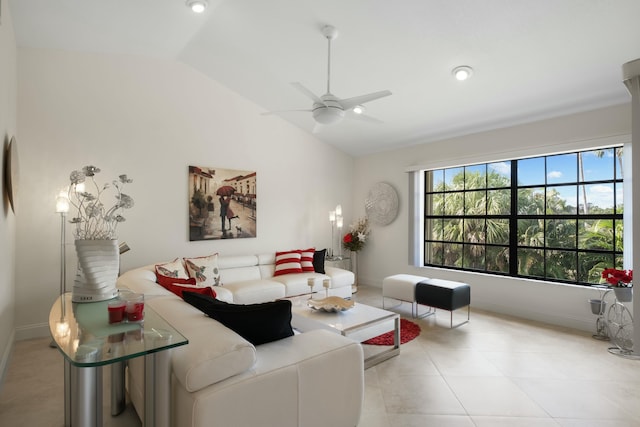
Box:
288;295;400;368
49;293;188;427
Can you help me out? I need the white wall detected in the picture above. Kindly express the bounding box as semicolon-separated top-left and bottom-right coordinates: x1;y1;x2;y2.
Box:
14;48;354;339
354;104;632;331
0;1;17;381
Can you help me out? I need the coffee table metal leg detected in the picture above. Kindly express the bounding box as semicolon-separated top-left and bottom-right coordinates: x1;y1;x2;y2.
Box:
393;316;400;349
362;315;401;369
70;364;103;427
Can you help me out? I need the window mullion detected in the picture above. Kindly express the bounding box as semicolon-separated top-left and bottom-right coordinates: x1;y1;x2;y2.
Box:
509;160;518;276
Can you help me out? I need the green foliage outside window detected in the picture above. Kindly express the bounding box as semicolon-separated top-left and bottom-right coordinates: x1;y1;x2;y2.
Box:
424;147;624;286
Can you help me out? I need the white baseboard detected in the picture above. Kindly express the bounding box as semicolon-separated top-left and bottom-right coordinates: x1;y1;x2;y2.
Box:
472;298;594;333
15;322;50;341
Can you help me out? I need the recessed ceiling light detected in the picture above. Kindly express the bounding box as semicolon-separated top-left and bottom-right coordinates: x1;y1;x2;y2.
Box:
452;65;473;81
352;105;365;115
186;0;208;13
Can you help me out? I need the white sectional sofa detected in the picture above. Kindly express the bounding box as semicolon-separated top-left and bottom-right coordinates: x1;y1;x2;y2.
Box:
116;253;363;427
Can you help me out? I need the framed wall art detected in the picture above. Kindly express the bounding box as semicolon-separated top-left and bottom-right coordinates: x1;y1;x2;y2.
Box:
188;166;256;241
4;136;18;213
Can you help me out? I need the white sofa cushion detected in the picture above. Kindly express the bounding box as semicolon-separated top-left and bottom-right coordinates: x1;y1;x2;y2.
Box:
270;272;331;296
221;279;285;304
171;329;364;427
324;266;355;288
147;297;257;392
218;255;261;284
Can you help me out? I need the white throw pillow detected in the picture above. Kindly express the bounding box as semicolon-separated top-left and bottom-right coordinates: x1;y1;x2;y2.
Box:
184;253;221;287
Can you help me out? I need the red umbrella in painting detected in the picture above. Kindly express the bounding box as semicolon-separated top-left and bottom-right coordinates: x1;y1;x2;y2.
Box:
216;186;236;196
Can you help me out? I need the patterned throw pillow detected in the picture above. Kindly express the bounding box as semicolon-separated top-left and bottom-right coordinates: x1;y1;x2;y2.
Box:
184;253;221;287
155;258;190;282
300;247;315;272
274;250;303;276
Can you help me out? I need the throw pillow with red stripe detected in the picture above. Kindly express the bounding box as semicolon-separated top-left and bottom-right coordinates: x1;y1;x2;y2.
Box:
300;247;315;272
274;250;303;276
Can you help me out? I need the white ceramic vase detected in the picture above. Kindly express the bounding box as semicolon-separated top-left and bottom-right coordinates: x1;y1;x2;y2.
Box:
72;239;120;302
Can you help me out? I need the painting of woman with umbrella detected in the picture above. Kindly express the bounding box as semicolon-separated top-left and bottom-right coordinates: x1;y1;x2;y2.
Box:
188;166;257;240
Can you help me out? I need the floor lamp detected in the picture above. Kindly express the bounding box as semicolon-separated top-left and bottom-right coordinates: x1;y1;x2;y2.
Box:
51;190;70;347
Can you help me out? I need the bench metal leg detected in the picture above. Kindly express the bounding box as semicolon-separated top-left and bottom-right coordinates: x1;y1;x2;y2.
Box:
450;305;470;328
416;303;436;319
382;296;412;315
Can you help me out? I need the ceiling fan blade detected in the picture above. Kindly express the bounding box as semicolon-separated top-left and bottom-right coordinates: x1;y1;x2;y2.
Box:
339;90;392;110
291;82;325;104
346;112;384;124
261;109;312;116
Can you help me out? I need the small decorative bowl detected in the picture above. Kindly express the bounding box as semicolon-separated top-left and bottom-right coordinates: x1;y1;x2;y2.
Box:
307;296;355;312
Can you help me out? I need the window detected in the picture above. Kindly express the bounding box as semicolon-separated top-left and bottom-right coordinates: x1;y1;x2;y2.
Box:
423;147;624;286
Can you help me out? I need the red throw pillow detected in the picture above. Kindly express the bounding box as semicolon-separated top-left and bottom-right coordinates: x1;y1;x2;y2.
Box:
300;247;315;272
156;273;197;288
161;282;217;299
274;250;303;276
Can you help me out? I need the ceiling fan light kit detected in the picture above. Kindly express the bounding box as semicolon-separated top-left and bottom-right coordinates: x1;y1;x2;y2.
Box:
264;24;392;127
186;0;208;13
352;105;365;115
453;65;473;81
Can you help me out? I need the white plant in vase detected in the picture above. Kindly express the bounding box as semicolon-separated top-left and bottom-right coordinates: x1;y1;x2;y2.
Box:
67;166;134;302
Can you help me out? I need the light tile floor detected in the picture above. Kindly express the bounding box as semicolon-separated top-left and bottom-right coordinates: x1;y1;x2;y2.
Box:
1;285;639;427
355;285;640;427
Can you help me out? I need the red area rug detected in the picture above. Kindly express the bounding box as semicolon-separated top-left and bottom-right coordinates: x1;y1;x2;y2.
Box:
362;318;421;346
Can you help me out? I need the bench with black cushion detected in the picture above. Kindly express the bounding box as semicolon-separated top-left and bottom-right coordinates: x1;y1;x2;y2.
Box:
415;278;470;328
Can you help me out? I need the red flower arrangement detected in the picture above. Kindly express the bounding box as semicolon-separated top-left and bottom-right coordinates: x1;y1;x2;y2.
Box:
601;268;633;288
342;217;370;252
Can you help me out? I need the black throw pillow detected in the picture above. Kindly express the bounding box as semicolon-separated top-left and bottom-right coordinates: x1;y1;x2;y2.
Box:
313;249;326;274
182;292;294;345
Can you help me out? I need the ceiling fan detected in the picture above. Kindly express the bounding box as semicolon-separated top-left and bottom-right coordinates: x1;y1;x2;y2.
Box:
263;25;392;128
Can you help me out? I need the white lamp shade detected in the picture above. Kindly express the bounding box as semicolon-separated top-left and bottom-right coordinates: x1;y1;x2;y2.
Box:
329;211;336;222
56;192;70;213
335;204;342;216
336;217;343;228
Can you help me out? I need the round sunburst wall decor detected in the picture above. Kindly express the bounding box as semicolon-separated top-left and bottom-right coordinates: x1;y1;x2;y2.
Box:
365;182;398;226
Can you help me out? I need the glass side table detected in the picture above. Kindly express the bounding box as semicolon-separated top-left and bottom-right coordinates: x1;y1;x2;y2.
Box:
49;293;188;427
326;255;359;293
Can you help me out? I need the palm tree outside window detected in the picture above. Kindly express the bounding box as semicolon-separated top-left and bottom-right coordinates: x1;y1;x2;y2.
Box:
423;146;624;286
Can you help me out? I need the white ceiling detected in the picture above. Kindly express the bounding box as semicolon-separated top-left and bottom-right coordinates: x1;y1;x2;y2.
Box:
9;0;640;156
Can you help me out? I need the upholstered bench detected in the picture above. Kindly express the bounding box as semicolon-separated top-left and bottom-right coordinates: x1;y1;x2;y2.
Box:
415;278;470;328
382;274;429;318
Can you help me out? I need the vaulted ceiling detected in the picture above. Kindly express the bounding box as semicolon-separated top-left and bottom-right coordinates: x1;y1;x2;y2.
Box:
10;0;640;156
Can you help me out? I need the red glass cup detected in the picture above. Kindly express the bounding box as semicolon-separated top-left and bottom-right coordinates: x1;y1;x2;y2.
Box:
125;293;145;322
107;300;126;324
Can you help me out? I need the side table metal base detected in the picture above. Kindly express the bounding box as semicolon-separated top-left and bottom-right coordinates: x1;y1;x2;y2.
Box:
65;359;103;427
145;350;172;427
111;361;126;416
